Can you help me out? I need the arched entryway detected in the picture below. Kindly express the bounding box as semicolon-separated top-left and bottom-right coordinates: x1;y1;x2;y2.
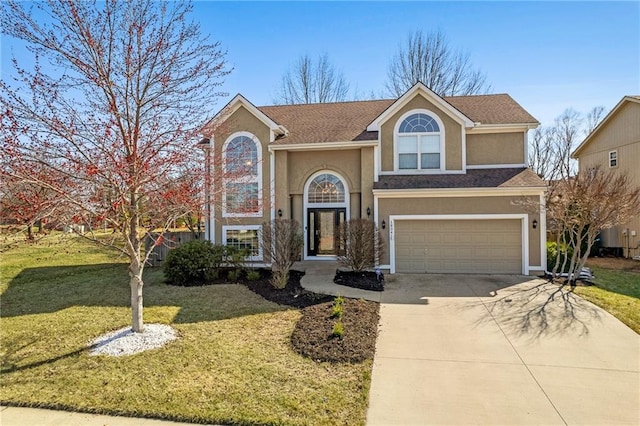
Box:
303;171;349;259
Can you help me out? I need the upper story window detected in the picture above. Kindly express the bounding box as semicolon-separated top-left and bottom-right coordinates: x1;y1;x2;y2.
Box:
222;133;261;217
307;173;345;204
225;135;258;177
395;111;443;171
609;150;618;168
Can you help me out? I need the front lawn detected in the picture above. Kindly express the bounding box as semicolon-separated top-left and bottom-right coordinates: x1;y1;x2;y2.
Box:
0;234;373;425
575;258;640;334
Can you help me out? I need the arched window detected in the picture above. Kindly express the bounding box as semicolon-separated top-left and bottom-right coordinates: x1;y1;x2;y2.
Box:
224;135;258;176
307;173;345;204
396;112;442;170
223;133;261;216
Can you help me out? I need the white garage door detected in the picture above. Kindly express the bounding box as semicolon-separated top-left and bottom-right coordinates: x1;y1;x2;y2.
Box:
395;219;522;274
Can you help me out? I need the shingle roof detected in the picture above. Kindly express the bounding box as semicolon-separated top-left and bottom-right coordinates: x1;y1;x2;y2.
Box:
259;94;538;145
260;100;392;145
373;168;546;190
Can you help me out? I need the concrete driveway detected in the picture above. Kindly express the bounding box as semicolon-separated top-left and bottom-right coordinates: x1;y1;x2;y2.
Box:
366;274;640;425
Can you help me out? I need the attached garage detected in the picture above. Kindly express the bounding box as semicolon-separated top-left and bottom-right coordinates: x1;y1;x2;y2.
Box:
394;218;523;274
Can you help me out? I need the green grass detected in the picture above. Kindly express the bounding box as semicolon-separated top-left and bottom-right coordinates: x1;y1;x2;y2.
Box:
574;265;640;334
0;234;372;425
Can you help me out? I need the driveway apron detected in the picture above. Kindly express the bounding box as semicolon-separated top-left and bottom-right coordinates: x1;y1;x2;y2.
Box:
366;274;640;425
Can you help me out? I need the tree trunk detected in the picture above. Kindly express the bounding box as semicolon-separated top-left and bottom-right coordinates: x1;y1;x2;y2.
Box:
129;261;144;333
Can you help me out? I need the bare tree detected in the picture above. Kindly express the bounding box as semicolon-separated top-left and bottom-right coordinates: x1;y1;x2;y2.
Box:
0;0;229;332
529;109;583;181
273;53;350;104
585;106;606;135
386;30;491;97
546;169;640;282
261;219;304;289
337;219;384;272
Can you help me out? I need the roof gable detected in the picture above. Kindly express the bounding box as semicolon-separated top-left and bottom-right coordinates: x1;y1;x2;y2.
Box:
572;95;640;158
202;94;288;138
367;82;474;132
205;88;539;145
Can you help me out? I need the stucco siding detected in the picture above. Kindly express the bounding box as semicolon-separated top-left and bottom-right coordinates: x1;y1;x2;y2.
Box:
377;195;542;270
380;94;463;171
467;132;526;165
211;105;272;243
287;150;361;195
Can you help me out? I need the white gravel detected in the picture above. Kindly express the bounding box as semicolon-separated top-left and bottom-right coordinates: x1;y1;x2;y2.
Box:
89;324;178;357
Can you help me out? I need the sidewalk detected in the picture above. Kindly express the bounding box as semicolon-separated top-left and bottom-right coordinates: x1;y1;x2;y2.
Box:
0;406;217;426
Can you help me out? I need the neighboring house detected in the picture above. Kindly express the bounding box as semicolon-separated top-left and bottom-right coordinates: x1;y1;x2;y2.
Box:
200;82;547;275
572;95;640;258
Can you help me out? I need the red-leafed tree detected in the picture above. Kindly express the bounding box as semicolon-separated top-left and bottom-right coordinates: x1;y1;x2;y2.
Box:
0;0;229;332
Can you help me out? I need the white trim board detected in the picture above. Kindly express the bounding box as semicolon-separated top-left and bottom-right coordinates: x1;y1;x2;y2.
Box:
269;141;377;151
302;170;350;260
373;187;546;198
367;82;474;131
466;163;528;169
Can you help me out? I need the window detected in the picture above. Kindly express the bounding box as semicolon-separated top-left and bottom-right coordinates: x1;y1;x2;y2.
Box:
609;150;618;168
396;112;442;171
223;133;261;216
307;173;346;204
223;225;262;260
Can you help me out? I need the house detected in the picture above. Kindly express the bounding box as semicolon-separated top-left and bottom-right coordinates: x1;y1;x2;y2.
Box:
200;82;547;275
572;96;640;258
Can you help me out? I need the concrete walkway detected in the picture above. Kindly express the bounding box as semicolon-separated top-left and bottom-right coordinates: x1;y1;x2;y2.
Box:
366;274;640;425
296;260;382;301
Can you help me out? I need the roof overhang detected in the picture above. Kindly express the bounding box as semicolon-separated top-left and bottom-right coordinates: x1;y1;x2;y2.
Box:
572;95;640;158
366;82;475;131
201;94;289;138
269;140;378;151
373;186;547;198
467;123;539;134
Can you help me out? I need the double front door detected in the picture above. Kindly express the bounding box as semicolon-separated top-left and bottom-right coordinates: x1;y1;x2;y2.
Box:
307;208;346;256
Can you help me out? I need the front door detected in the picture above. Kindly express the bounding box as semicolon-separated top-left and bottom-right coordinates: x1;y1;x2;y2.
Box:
307;208;346;256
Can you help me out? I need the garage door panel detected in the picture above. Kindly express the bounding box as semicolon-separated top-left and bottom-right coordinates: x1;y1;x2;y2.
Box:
395;219;522;274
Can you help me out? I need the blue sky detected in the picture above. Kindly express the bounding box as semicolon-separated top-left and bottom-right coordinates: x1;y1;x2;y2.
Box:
196;1;639;125
2;1;638;126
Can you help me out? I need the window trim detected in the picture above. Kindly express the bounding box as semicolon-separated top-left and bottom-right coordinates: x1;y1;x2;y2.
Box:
306;173;347;205
222;132;263;217
609;150;618;168
222;225;263;261
393;109;446;173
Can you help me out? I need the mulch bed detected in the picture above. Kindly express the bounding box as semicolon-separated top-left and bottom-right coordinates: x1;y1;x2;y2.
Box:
242;269;333;308
334;270;384;291
291;298;380;363
167;267;381;363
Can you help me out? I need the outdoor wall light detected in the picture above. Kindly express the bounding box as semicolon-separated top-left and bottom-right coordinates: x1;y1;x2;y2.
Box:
367;207;371;217
381;220;386;230
277;209;282;218
532;219;538;229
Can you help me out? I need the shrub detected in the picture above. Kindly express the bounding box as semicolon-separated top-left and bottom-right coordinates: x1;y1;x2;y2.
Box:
246;269;261;281
164;240;221;286
261;219;304;289
547;241;574;273
337;219;384;272
332;297;344;319
332;320;344;338
227;268;241;282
